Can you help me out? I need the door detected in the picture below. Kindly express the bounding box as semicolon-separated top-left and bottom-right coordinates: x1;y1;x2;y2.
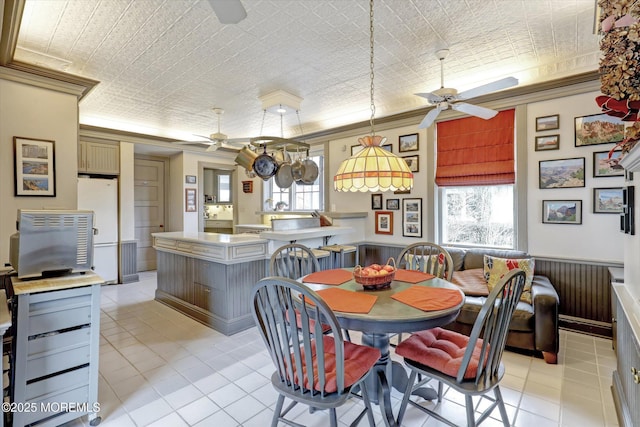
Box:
134;158;165;271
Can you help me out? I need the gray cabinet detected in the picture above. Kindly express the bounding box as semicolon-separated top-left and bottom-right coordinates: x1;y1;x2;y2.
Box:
612;284;640;427
78;141;119;174
11;277;101;427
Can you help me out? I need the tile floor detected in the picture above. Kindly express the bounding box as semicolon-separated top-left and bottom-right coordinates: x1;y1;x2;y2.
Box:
61;271;619;427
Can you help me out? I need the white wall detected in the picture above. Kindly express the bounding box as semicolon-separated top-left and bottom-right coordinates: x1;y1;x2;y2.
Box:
119;142;135;241
0;78;79;264
527;91;624;263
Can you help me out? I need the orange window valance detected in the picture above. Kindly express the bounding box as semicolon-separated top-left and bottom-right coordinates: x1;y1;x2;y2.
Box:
435;109;515;187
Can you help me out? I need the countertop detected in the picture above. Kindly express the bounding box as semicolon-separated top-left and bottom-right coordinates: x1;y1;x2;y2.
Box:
153;231;266;245
259;226;353;241
10;271;104;295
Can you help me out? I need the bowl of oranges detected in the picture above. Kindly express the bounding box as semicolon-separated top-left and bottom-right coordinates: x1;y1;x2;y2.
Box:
353;258;396;290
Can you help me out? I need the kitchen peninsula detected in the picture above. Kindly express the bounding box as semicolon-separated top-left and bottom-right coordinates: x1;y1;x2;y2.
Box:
152;222;359;335
152;231;269;335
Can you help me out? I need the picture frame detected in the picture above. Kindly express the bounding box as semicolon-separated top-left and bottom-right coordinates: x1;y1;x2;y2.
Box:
593;150;624;177
13;136;56;197
542;200;582;224
185;188;197;212
399;133;419;152
185;175;196;184
371;193;383;210
375;211;393;235
539;157;585;189
402;155;419;172
386;198;399;210
535;135;560;151
535;114;559;131
621;186;635;234
402;198;422;237
593;187;623;214
351;144;392;156
575;113;625;147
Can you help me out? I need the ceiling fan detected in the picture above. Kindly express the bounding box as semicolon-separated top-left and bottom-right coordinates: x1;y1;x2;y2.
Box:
416;49;518;129
176;108;249;152
208;0;247;24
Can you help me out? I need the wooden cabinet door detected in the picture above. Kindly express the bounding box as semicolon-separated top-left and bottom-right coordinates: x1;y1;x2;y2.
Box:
85;142;119;174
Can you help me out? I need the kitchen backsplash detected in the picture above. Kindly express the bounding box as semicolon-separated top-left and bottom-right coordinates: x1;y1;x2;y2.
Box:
204;204;233;220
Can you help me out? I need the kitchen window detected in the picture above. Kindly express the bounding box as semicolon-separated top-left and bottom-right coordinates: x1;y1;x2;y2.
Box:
265;151;324;211
440;185;514;248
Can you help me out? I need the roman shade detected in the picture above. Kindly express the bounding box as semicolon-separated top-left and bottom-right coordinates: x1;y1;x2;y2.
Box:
435;109;515;186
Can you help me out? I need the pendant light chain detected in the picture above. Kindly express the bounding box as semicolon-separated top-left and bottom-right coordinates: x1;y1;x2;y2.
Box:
369;0;376;136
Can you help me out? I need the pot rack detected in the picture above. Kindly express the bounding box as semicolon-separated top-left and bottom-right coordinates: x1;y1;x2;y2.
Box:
249;136;309;153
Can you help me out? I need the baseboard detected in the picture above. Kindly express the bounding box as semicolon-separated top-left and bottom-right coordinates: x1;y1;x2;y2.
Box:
559;314;612;338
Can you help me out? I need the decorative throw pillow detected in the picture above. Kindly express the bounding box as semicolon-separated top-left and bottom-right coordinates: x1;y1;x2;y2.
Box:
483;255;535;304
406;253;448;278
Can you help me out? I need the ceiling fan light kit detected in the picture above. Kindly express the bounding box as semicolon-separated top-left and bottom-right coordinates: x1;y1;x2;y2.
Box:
334;0;413;193
415;49;519;128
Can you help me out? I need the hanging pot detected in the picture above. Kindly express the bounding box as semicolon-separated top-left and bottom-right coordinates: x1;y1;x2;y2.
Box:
274;162;293;188
300;158;319;184
235;146;258;171
291;151;306;181
273;148;291;165
253;145;279;181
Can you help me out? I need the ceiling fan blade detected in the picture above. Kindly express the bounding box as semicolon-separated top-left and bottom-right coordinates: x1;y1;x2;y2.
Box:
457;77;518;100
418;107;442;129
451;102;498;120
206;143;220;152
415;92;444;104
208;0;247;24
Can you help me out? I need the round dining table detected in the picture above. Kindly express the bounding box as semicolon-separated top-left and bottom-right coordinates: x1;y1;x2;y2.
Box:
301;269;464;427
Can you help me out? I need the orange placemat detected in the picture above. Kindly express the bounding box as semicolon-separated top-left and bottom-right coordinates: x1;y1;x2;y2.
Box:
302;269;353;286
394;269;435;284
313;288;378;313
391;286;463;311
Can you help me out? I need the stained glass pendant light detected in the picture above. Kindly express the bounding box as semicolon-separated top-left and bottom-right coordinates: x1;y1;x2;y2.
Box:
333;0;413;192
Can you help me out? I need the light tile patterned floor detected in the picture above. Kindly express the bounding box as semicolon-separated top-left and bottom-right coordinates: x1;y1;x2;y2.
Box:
61;271;619;426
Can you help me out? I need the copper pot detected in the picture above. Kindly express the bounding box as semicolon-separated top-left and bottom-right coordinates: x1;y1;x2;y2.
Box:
235;146;258;171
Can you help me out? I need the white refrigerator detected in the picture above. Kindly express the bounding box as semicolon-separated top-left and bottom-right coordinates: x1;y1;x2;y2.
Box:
77;177;119;283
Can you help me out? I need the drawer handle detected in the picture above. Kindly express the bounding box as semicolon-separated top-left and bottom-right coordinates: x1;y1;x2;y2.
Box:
632;367;638;375
634;374;640;385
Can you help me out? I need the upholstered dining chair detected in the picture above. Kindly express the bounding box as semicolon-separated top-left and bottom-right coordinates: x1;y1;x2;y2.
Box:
395;268;527;427
251;277;380;427
397;242;454;281
270;243;351;341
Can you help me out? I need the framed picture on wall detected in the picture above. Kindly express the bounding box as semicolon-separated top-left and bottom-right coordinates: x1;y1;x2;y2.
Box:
542;200;582;224
535;114;559;131
185;175;196;184
402;198;422;237
371;193;383;210
375;211;393;235
13;136;56;197
539;157;585;189
593;150;624;177
185;188;197;212
399;133;419;152
575;113;625;147
386;198;399;210
402;155;419;172
593;187;623;214
535;135;559;151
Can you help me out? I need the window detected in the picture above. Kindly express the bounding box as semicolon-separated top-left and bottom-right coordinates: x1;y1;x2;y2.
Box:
440;185;514;248
218;174;231;202
266;152;324;211
436;109;516;248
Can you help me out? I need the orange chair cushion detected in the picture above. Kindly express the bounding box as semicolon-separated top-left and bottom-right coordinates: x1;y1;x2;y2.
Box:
293;335;381;393
395;327;485;379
